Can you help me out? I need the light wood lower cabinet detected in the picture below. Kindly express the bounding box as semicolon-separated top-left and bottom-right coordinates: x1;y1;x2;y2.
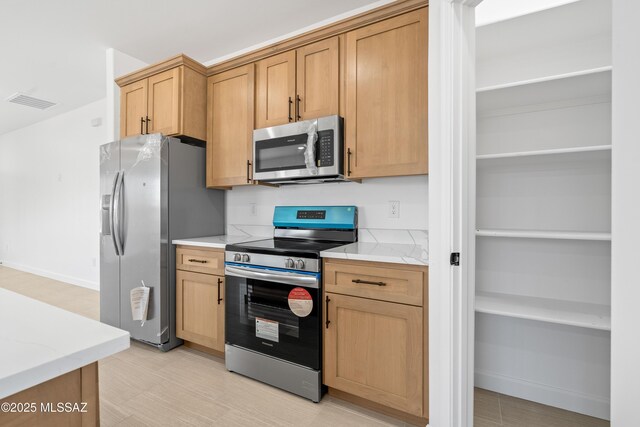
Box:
323;259;428;421
0;363;99;427
176;246;225;352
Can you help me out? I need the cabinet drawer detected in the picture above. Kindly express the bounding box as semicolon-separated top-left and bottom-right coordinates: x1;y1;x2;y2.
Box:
324;259;426;306
176;246;224;275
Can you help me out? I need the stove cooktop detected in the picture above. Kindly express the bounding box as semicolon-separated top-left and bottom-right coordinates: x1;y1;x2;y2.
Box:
226;238;346;259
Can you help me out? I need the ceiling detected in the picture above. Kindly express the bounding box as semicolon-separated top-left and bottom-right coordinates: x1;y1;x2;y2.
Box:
0;0;385;136
476;0;580;27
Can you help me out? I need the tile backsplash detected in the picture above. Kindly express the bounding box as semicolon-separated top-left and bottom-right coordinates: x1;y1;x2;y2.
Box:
225;175;428;244
226;224;428;247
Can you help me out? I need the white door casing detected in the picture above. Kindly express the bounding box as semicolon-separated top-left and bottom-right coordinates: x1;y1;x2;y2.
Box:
428;0;480;426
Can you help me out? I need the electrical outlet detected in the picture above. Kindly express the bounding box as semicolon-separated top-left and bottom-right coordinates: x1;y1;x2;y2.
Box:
249;203;257;217
388;200;400;218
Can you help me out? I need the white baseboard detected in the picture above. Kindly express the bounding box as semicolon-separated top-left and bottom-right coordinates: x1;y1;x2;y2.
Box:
0;261;98;291
475;370;610;420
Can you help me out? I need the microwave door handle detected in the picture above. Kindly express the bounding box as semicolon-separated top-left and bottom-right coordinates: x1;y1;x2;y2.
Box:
225;265;319;288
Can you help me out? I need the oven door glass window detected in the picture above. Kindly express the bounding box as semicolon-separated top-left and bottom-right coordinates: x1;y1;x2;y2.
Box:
254;133;311;173
225;271;321;370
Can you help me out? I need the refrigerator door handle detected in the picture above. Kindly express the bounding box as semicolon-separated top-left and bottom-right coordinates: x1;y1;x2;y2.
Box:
113;170;125;255
109;171;120;256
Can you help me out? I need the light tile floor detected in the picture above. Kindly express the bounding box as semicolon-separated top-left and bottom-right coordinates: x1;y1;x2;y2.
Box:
0;265;611;426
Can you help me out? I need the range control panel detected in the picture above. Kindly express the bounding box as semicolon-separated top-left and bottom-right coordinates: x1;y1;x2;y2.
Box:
296;210;326;220
273;206;357;230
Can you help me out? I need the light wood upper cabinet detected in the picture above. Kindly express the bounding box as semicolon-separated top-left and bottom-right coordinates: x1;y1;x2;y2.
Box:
324;293;423;416
254;39;339;129
120;80;147;138
296;37;339;121
255;51;296;129
147;68;181;136
116;55;207;141
176;267;225;352
344;8;428;179
207;64;255;188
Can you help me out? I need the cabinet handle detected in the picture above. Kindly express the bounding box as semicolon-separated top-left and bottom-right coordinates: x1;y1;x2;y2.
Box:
296;95;302;120
352;279;387;287
145;116;151;134
188;258;207;264
288;97;293;122
325;295;331;329
246;160;252;184
217;278;223;304
140;117;145;135
347;148;352;176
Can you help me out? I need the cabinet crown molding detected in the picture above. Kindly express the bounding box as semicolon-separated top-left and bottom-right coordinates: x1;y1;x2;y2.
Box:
115;54;207;87
206;0;428;76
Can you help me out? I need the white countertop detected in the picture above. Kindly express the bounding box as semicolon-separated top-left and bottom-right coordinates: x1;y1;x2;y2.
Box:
320;242;429;266
0;288;130;399
172;235;266;249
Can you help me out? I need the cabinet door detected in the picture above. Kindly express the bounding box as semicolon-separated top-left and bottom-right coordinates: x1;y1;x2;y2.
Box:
176;270;225;351
296;37;339;120
324;293;423;416
207;64;255;188
345;8;428;178
120;79;147;138
255;51;296;129
147;67;181;136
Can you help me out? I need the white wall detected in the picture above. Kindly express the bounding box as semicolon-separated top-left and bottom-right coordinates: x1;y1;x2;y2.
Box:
225;175;428;235
0;99;106;289
106;48;148;141
611;1;640;424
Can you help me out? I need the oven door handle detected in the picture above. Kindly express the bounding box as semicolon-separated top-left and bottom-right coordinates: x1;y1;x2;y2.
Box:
225;265;319;289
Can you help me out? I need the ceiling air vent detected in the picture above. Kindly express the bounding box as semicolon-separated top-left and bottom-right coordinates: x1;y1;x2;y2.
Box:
6;93;56;110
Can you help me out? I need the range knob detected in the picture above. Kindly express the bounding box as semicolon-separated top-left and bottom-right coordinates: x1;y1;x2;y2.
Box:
295;259;305;269
233;253;242;262
285;258;294;268
241;254;250;262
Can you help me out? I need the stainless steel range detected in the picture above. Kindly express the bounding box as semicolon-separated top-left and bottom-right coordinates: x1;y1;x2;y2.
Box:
224;206;358;402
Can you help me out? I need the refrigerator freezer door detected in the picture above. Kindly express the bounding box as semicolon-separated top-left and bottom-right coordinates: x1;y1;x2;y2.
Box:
99;141;121;328
118;134;168;345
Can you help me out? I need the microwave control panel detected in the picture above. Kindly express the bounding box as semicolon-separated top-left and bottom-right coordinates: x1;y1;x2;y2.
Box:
317;130;334;167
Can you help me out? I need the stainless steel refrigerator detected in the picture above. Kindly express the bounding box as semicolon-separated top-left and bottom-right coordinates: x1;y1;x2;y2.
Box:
99;134;224;351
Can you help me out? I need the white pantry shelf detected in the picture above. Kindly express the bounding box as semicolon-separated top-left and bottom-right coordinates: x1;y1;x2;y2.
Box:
477;145;611;160
477;68;611;114
475;291;611;331
476;229;612;241
476;66;613;93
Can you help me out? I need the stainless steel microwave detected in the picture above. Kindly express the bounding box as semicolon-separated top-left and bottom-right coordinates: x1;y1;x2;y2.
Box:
252;115;344;184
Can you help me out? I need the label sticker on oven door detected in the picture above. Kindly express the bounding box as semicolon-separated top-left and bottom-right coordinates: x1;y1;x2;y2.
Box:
288;287;313;317
256;317;279;342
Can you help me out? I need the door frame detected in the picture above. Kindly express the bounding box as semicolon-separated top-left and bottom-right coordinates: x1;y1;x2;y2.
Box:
428;0;480;426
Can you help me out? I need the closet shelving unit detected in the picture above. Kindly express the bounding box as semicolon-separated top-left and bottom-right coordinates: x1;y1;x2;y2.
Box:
474;0;612;420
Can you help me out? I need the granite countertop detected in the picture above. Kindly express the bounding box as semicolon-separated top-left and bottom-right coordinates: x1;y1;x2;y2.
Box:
172;235;266;249
320;242;429;266
0;288;130;399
